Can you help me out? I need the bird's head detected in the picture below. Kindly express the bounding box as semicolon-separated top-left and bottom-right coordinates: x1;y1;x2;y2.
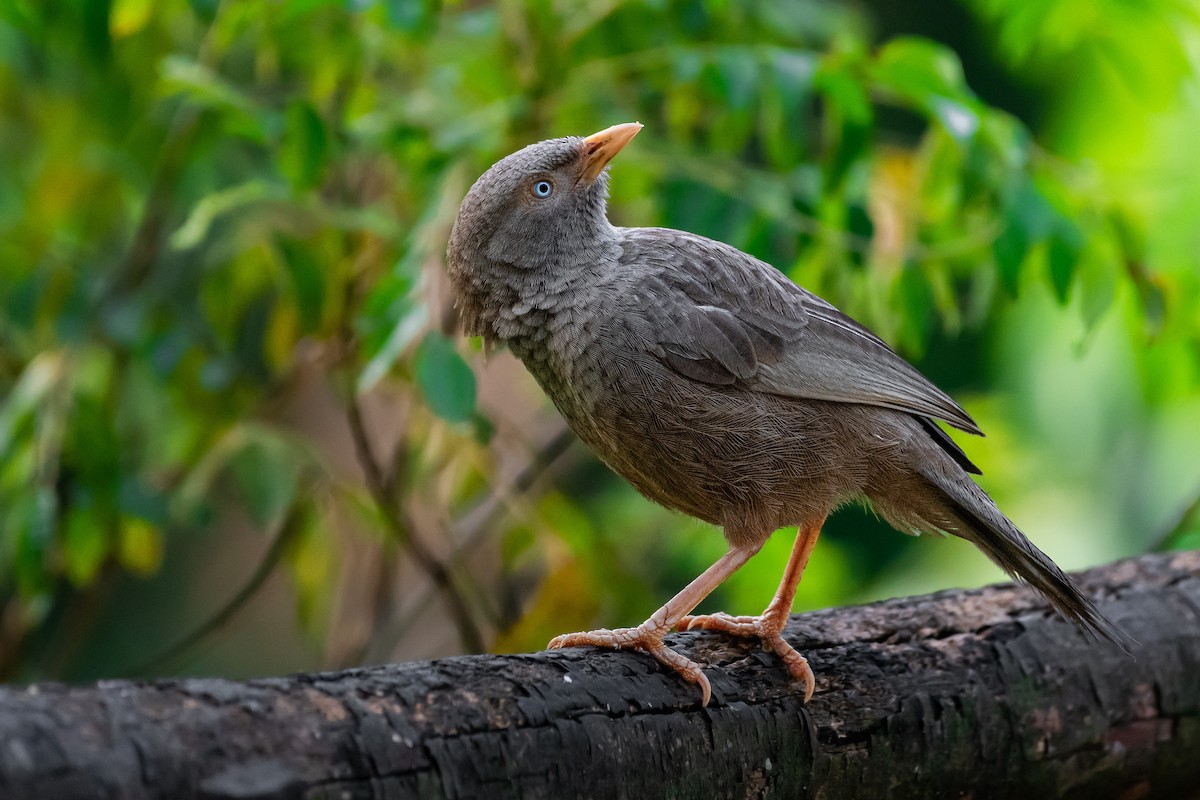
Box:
447;123;641;283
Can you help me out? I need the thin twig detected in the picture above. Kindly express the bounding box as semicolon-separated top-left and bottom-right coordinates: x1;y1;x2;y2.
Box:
385;426;577;647
343;392;484;653
332;223;486;654
330;539;398;669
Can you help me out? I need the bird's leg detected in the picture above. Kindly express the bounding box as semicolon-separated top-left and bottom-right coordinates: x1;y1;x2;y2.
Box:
548;544;759;706
679;519;824;702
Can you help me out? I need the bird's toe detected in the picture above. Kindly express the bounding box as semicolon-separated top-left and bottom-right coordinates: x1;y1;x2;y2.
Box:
547;625;714;706
679;612;759;636
767;634;815;702
677;613;815;703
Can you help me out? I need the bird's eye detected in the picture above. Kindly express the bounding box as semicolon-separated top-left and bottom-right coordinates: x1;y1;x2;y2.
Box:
531;180;554;199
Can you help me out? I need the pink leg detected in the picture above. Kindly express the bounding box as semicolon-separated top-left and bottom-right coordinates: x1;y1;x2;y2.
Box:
548;544;759;706
680;519;824;702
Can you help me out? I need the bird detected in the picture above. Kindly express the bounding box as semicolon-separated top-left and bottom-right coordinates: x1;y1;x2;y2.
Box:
445;122;1122;706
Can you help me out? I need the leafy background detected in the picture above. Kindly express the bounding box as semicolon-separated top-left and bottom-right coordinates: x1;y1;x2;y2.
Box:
0;0;1197;681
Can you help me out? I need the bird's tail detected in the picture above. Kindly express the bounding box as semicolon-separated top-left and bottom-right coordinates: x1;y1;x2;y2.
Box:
870;450;1128;648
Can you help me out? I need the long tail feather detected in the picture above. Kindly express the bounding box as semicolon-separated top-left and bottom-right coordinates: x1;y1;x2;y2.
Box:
938;485;1127;646
867;414;1132;649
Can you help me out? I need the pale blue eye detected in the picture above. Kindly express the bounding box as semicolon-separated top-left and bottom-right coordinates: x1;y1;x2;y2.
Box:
532;180;553;198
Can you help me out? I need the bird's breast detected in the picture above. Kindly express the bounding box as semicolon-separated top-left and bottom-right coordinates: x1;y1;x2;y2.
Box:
509;308;609;420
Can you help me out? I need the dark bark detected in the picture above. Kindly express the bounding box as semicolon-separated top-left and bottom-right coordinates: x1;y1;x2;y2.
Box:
1;552;1198;800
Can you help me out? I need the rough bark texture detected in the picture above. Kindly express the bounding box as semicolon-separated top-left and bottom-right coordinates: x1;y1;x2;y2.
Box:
2;552;1198;800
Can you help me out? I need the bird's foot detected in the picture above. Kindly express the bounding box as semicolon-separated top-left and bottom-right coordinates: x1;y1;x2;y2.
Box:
678;611;815;702
548;626;713;706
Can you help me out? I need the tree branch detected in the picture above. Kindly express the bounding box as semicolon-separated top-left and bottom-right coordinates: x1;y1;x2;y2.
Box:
1;551;1197;800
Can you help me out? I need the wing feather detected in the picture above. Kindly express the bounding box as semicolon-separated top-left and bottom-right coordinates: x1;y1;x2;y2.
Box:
621;227;981;435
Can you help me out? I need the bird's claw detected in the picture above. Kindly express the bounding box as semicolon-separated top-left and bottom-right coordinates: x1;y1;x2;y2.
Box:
548;626;713;706
678;612;815;702
682;611;758;636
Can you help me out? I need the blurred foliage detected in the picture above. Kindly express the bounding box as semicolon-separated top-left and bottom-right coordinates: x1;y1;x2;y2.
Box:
0;0;1197;681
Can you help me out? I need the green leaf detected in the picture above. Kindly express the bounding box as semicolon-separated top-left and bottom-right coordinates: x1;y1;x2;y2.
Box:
762;50;816;165
994;179;1058;296
894;262;934;356
170;180;286;250
279;101;329;190
10;488;56;598
816;64;872;125
992;219;1028;296
357;163;467;392
1047;223;1082;303
232;289;276;380
82;0;112;62
713;50;758;111
872;38;980;145
63;509;110;587
414;331;476;424
230;433;299;528
117;518;163;576
1014;181;1058;241
1077;252;1118;330
873;37;969;102
158;56;277;139
110;0;154;38
815;64;873;191
275;237;327;332
0;353;65;463
285;505;331;634
356;259;426;393
64;394;120;496
979;111;1030;173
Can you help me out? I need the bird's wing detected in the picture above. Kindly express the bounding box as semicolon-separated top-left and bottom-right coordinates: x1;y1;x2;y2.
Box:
621;228;982;435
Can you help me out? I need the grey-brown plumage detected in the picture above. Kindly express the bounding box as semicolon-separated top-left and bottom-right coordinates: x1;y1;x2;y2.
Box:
447;123;1123;705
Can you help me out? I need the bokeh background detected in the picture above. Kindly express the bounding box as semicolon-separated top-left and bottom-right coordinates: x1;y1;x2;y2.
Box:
1;0;1198;683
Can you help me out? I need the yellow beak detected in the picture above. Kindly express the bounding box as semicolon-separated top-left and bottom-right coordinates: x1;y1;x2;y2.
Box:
578;122;642;183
